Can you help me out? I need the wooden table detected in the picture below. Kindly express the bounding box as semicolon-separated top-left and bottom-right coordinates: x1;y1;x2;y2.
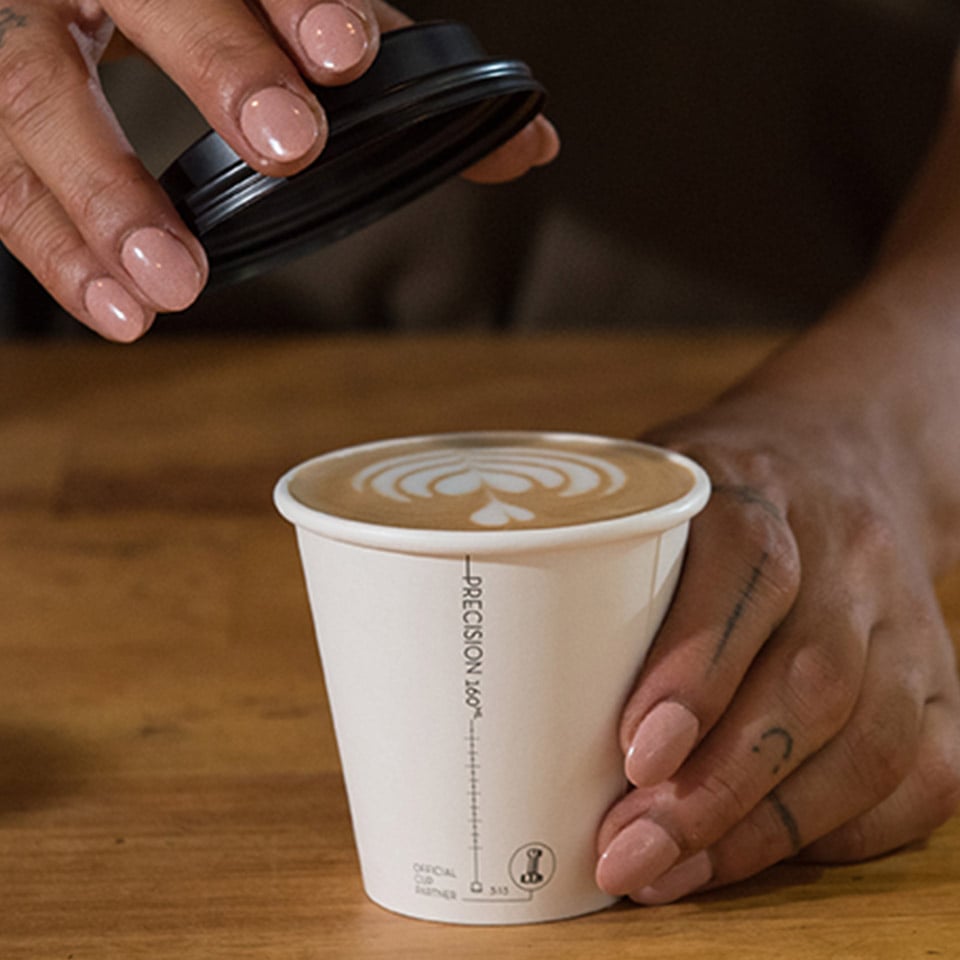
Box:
1;333;957;959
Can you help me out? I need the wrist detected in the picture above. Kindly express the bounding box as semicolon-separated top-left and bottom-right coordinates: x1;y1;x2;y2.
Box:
718;286;960;576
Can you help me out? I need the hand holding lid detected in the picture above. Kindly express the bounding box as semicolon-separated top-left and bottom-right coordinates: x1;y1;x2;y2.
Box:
0;2;556;339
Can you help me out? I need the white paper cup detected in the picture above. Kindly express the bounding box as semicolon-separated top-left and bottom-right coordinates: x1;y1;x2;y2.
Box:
274;431;710;924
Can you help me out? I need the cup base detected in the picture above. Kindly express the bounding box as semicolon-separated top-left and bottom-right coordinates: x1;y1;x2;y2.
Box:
363;888;621;926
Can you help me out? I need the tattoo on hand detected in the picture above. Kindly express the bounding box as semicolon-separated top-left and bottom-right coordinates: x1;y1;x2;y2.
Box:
712;552;769;666
713;483;784;522
769;790;802;854
752;726;795;775
0;7;27;47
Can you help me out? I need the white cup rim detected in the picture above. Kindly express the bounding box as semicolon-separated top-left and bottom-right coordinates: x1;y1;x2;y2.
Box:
273;431;711;556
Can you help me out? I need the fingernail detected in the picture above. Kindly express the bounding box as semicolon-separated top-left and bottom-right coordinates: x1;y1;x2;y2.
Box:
533;117;561;166
626;701;700;788
84;277;149;341
121;228;204;312
240;86;323;163
596;820;681;897
299;3;370;74
632;850;713;905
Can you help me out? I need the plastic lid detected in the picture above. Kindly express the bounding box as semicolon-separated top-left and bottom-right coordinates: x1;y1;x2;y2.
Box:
159;21;546;286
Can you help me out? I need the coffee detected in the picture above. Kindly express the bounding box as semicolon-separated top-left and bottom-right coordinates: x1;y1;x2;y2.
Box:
274;432;710;924
287;432;695;531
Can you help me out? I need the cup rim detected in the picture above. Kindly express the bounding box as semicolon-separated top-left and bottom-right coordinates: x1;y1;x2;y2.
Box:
273;431;711;556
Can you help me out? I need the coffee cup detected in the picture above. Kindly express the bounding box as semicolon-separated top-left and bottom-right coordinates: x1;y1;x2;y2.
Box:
274;431;710;924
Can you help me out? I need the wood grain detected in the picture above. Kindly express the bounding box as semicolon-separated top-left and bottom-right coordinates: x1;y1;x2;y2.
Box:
1;334;956;959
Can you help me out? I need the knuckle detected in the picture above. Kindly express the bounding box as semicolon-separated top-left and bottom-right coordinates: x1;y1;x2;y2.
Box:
847;504;897;558
0;159;87;296
696;769;754;836
73;163;153;227
30;225;86;290
0;43;77;136
672;442;802;611
753;514;801;606
840;695;922;802
712;445;781;490
719;491;800;612
785;640;862;733
0;156;41;237
181;26;270;100
842;504;901;585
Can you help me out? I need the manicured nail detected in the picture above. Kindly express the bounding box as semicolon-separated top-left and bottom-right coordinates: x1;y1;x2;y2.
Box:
240;86;323;163
84;277;149;341
300;3;370;74
596;819;681;897
120;228;204;312
626;701;700;788
632;850;713;905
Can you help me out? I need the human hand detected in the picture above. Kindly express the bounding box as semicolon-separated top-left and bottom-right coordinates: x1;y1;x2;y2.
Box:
595;391;960;904
0;2;558;341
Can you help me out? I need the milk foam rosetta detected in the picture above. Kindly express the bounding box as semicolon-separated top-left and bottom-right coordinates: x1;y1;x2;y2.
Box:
288;434;696;531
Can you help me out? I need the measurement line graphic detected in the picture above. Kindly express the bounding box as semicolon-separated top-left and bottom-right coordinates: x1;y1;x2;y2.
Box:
467;717;483;894
460;555;541;905
464;718;535;903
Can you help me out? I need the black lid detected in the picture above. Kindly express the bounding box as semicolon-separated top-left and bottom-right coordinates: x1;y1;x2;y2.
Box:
159;21;546;286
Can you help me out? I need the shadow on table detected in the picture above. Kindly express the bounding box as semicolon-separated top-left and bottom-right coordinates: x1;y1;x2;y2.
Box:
0;722;97;819
603;846;933;915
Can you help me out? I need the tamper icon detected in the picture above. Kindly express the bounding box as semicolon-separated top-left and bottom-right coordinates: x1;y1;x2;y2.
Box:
509;842;556;892
520;847;545;885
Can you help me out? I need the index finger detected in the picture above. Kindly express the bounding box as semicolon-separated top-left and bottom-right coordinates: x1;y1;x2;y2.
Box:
106;0;330;175
619;483;801;788
0;6;208;317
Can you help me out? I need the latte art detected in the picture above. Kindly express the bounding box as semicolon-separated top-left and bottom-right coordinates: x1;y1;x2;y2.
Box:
352;447;628;528
287;433;697;532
